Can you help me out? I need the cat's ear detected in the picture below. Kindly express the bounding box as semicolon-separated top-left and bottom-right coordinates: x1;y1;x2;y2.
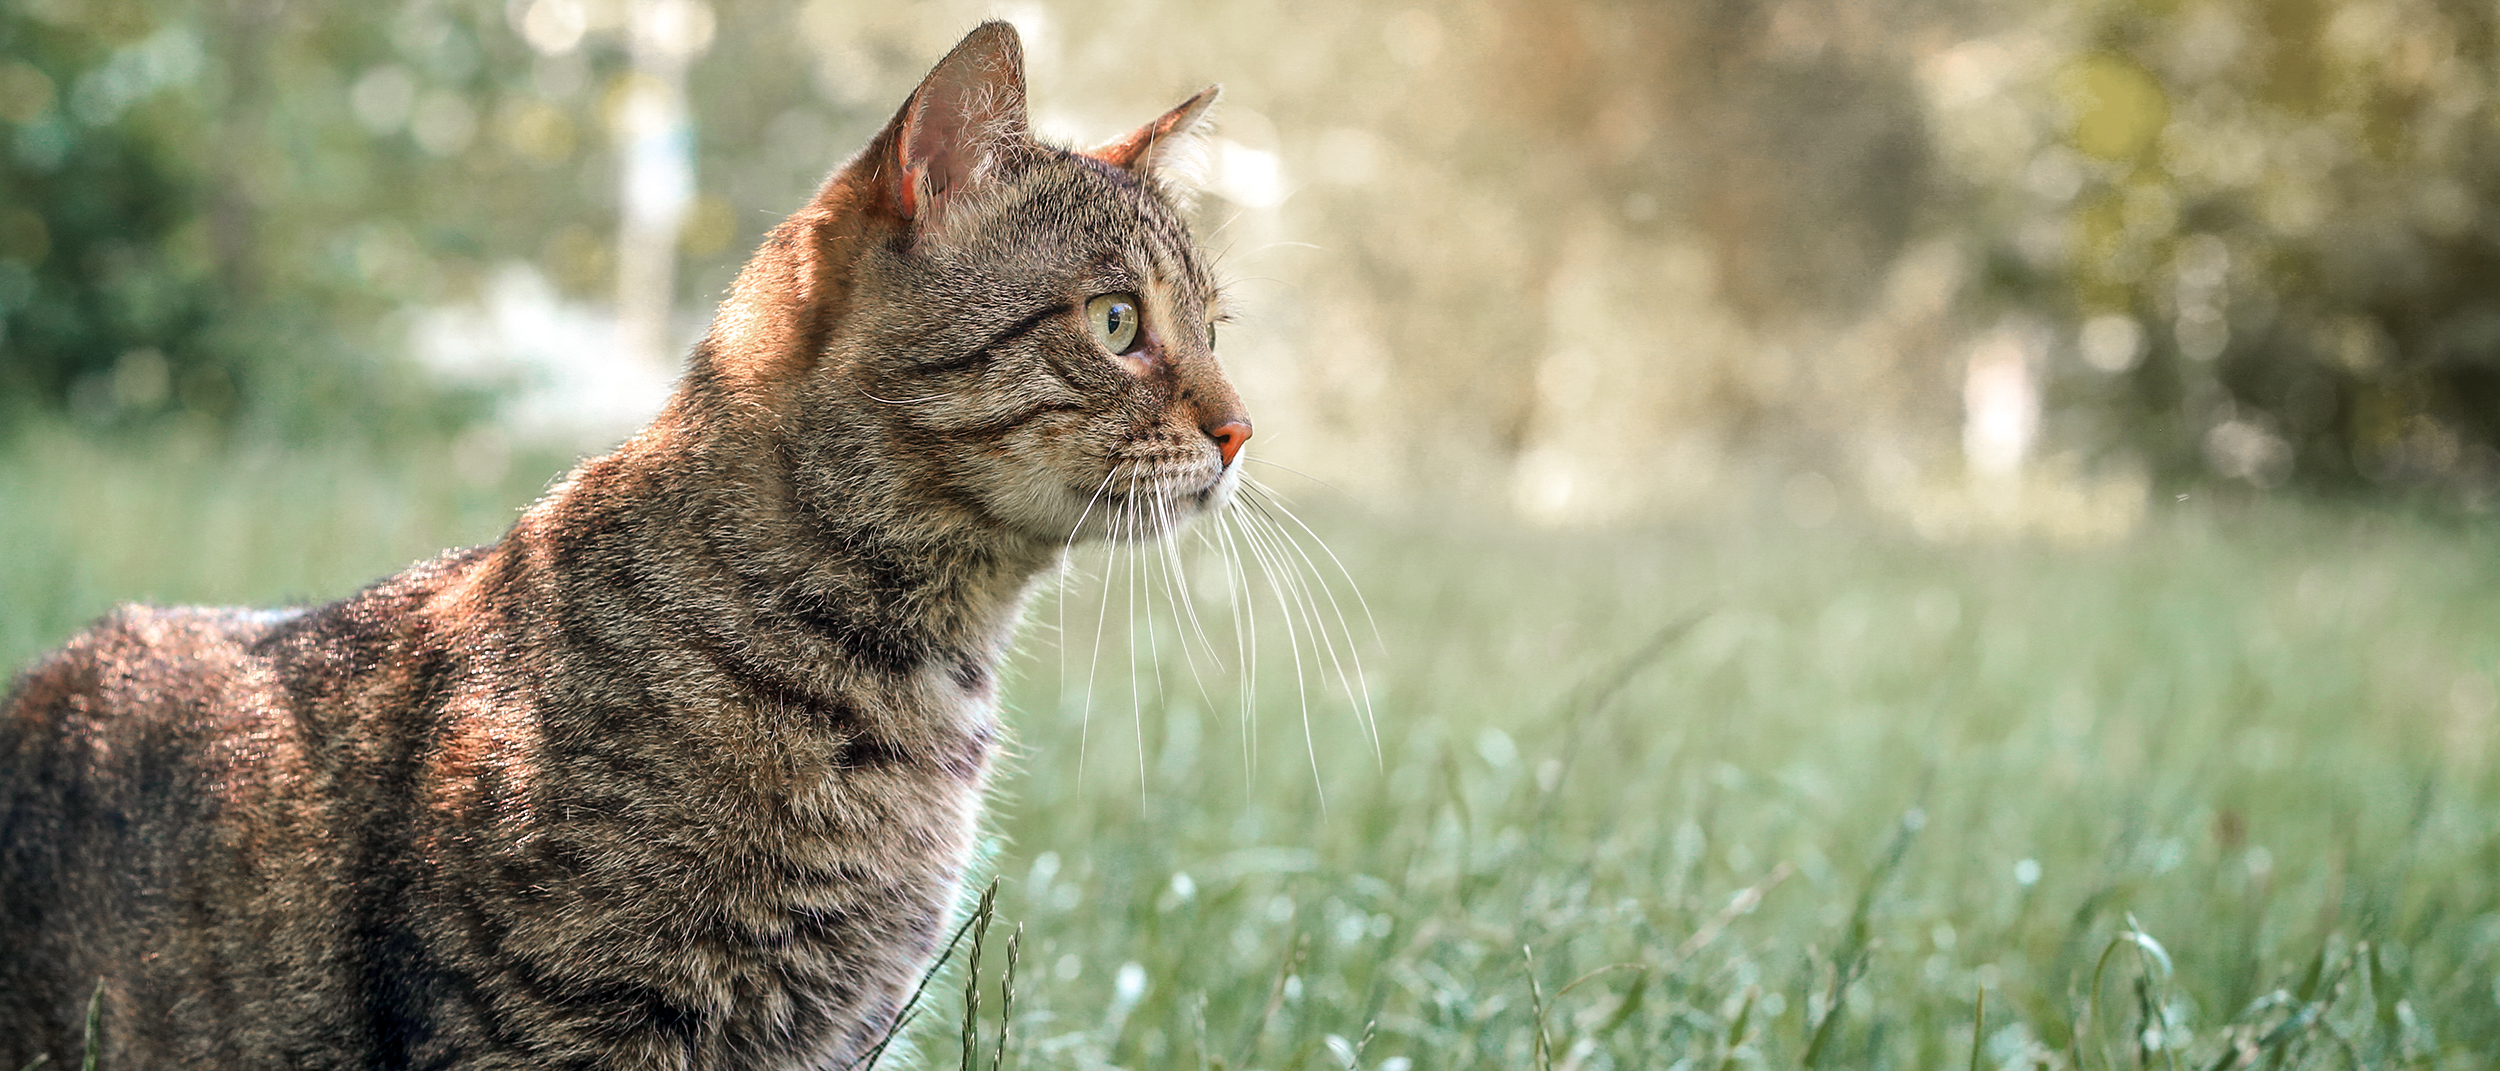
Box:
1088;85;1220;186
889;21;1030;225
697;23;1026;387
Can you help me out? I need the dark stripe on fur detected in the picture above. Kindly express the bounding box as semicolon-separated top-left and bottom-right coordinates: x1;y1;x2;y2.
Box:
947;398;1083;439
685;628;863;729
917;301;1071;374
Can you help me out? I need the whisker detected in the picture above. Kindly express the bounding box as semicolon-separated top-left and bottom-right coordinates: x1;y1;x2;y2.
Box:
1165;494;1219;649
1125;470;1151;805
1227;492;1325;811
1239;481;1383;761
1238;455;1350;496
1061;470;1118;772
1238;487;1380;777
1242;478;1385;647
1040;460;1377;812
1212;502;1259;776
1149;488;1220;716
1080;482;1131;775
1234;505;1361;770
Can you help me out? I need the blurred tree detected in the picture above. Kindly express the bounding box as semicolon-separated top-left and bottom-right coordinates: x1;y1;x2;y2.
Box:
1984;0;2500;492
1267;0;2500;504
0;0;481;438
0;0;931;440
0;2;241;428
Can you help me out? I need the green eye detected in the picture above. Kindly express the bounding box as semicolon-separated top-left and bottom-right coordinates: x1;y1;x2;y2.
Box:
1086;293;1143;354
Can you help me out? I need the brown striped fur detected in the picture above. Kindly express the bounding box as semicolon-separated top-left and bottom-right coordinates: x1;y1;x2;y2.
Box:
0;23;1244;1069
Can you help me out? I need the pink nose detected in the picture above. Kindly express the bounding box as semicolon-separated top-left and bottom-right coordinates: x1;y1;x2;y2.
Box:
1207;420;1252;467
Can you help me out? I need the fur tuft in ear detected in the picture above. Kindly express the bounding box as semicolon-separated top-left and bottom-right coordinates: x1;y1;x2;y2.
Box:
1088;84;1220;195
893;21;1030;225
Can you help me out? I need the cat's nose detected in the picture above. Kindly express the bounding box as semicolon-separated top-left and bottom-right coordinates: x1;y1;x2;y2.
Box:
1206;419;1252;468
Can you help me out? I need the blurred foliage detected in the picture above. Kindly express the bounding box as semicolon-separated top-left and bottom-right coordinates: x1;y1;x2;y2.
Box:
1239;0;1973;510
0;0;609;438
3;0;2499;500
1239;0;2500;508
1959;0;2500;491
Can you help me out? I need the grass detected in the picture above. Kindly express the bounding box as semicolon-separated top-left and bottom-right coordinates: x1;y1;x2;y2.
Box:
4;423;2497;1069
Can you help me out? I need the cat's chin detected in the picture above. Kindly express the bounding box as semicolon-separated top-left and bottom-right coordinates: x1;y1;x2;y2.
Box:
1096;475;1238;544
979;461;1238;546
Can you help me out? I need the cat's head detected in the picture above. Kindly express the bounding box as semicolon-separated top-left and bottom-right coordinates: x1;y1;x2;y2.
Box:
691;22;1246;550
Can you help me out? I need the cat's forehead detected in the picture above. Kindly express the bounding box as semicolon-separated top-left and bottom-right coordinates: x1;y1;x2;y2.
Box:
997;148;1217;300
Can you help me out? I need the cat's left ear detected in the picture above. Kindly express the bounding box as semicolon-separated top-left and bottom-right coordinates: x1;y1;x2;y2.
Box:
892;21;1031;225
1088;85;1220;186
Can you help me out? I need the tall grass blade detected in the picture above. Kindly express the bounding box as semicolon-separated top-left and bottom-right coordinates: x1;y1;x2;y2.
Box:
960;881;997;1071
839;880;995;1071
1804;808;1923;1068
80;981;100;1071
1969;986;1986;1071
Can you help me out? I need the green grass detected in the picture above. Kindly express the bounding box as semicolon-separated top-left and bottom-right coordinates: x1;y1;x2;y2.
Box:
5;425;2497;1069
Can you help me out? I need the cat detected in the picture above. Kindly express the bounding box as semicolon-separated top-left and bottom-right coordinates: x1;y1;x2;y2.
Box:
0;21;1248;1069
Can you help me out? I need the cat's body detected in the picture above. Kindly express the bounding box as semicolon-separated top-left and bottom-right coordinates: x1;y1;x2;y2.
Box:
0;24;1245;1068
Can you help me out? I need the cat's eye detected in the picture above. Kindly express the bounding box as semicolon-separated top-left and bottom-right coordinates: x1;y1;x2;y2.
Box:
1086;293;1143;355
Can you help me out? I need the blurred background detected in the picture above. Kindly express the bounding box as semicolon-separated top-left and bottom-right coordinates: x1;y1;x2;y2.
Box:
6;0;2498;530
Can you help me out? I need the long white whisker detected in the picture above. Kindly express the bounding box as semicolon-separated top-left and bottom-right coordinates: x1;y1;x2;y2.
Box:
1243;478;1385;648
1240;481;1382;762
1125;469;1150;804
1228;491;1323;811
1238;455;1349;496
1212;502;1257;776
1082;478;1131;775
1062;470;1119;558
1234;485;1372;710
1238;503;1366;770
1063;470;1118;774
1155;491;1206;792
1235;488;1378;783
1061;470;1118;701
1150;487;1219;715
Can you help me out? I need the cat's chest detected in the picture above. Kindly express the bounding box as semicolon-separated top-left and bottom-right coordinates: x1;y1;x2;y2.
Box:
660;663;1002;1021
487;659;1001;966
778;712;996;846
462;647;1006;873
705;656;1001;855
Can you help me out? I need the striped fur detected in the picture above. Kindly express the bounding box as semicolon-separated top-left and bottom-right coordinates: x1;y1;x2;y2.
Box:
0;22;1244;1069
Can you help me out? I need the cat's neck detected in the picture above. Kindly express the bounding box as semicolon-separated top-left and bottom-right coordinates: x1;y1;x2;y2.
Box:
508;380;1062;700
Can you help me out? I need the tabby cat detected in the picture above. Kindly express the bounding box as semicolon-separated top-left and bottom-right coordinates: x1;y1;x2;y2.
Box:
0;22;1248;1069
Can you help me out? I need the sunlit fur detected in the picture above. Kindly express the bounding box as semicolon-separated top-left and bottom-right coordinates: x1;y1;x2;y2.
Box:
0;23;1245;1070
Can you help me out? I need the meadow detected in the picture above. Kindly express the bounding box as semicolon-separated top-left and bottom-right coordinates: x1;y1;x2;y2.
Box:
3;424;2495;1069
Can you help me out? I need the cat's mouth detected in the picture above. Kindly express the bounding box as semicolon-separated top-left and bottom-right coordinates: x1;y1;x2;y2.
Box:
1074;458;1235;540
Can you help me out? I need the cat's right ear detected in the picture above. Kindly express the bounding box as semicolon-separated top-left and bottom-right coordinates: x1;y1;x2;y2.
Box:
1087;85;1219;185
884;21;1030;228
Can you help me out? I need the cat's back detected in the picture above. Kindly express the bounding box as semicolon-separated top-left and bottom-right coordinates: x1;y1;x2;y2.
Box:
3;542;499;786
2;600;311;842
0;550;493;1066
0;601;316;1057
